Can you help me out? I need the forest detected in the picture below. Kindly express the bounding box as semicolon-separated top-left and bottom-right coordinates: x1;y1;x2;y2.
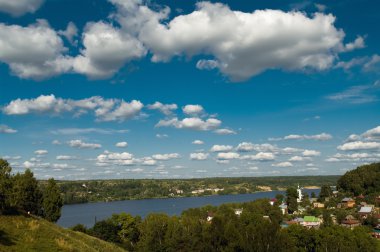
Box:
1;159;380;251
0;159;63;222
55;175;339;204
71;199;379;251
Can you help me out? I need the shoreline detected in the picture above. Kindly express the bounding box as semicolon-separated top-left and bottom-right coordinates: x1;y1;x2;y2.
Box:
63;187;322;206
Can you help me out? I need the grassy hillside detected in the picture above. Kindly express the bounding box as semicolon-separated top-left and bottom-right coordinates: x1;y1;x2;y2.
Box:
0;215;125;252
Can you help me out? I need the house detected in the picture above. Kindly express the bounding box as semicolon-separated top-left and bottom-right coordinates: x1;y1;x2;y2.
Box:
206;212;214;222
309;197;318;203
340;197;355;208
313;202;325;208
372;224;380;239
292;217;304;225
279;203;288;215
359;206;373;219
191;189;205;194
234;208;243;216
341;215;360;229
269;198;277;206
300;216;321;229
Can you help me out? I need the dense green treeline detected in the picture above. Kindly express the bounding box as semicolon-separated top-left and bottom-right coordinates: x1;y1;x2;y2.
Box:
337;162;380;196
0;159;63;222
72;199;378;252
55;175;338;204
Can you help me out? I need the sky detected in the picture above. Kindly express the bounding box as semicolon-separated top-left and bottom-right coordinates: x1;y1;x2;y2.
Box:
0;0;379;180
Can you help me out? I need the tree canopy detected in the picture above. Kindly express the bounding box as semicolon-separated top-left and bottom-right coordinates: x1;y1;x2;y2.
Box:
337;163;380;196
0;159;63;222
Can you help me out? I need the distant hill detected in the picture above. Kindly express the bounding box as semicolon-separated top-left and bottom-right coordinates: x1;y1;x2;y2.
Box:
53;175;340;204
0;215;125;252
337;162;380;196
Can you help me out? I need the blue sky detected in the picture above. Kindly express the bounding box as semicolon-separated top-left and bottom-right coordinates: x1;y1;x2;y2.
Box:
0;0;379;180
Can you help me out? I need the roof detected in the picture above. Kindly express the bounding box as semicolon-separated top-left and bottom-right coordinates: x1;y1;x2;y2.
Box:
303;216;320;222
345;215;356;220
279;203;287;209
293;217;304;222
342;197;354;202
342;219;360;225
359;206;373;213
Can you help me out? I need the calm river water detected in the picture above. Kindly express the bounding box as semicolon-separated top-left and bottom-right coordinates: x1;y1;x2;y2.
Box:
57;189;319;228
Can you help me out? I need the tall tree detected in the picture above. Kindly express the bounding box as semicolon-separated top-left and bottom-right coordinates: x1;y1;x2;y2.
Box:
0;159;12;214
11;169;42;215
42;178;63;222
319;185;332;201
286;187;298;213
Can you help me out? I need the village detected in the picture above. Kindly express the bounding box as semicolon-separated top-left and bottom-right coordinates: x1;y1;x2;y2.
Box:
204;185;380;240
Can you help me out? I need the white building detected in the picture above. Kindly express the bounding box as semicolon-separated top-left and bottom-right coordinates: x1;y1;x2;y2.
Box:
297;184;303;203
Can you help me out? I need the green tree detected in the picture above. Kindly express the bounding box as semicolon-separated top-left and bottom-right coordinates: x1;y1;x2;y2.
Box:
90;220;120;243
319;184;332;201
0;159;12;214
11;169;42;215
110;212;141;250
137;213;170;252
311;191;317;198
42;178;63;222
275;193;284;204
70;224;88;233
286;187;298;213
322;210;333;227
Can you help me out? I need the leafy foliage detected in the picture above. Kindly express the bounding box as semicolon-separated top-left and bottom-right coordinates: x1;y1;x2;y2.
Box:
286;187;298;213
42;178;63;222
56;176;339;204
337;163;380;196
85;199;379;252
0;159;63;222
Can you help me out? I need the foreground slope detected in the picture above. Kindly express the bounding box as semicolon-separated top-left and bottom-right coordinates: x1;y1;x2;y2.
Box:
0;215;125;252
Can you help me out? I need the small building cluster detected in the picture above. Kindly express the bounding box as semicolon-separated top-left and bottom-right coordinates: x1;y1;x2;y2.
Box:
276;185;380;237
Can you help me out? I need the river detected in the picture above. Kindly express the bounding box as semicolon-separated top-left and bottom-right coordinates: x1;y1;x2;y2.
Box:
57;189;319;228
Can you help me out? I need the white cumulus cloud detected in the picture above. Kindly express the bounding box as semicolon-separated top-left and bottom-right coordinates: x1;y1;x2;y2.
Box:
3;95;144;122
217;152;240;160
73;21;146;79
190;152;209;160
362;125;380;140
0;20;71;80
192;140;204;145
34;150;48;155
302;150;321;157
182;104;204;115
283;133;332;141
0;124;17;134
147;102;177;115
240;152;275;161
56;155;77;160
115;142;128;148
114;1;350;81
272;162;293;167
152;153;180;161
210;145;233;152
68;140;101;149
156;117;221;131
0;0;44;16
337;141;380;151
214;128;237;135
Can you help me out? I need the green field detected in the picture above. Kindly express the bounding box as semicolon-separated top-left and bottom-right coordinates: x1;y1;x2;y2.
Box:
0;215;125;252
